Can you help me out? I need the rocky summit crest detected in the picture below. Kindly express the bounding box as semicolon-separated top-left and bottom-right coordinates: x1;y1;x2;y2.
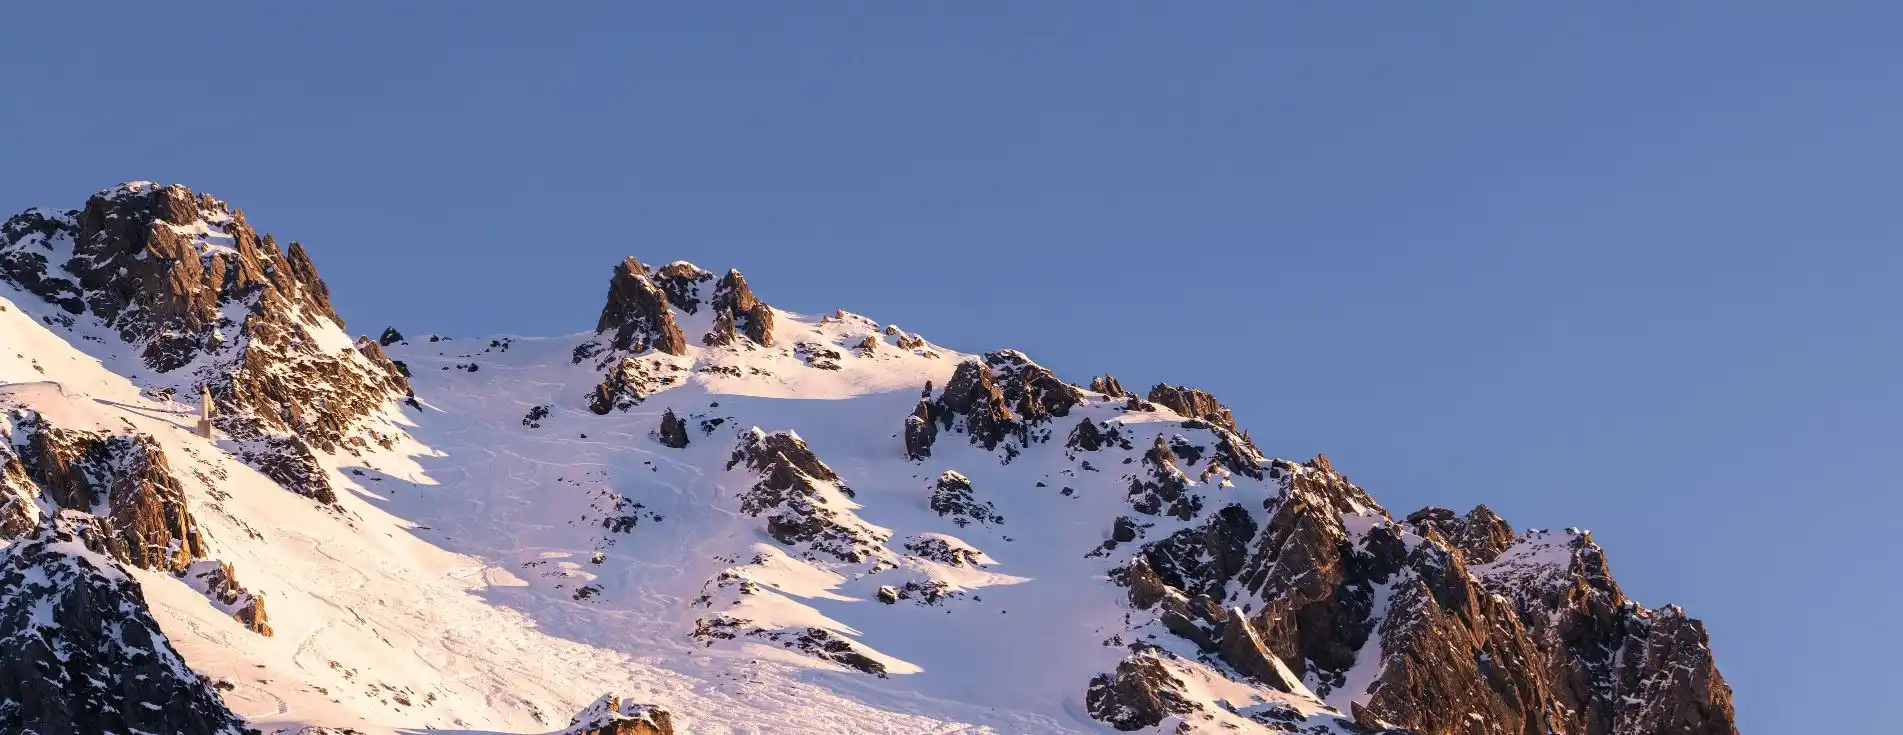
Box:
0;182;1737;735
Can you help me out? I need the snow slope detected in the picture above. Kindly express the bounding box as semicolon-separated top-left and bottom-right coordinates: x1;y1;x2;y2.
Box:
0;189;1738;735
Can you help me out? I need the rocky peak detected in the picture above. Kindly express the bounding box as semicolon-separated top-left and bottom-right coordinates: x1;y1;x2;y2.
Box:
704;269;775;347
594;257;688;356
927;359;1017;452
1147;383;1238;432
1088;374;1128;398
0;182;412;459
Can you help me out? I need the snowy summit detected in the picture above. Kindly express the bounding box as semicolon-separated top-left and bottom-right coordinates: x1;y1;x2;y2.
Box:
0;183;1737;734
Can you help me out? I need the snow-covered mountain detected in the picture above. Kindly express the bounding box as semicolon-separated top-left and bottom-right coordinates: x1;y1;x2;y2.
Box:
0;182;1737;735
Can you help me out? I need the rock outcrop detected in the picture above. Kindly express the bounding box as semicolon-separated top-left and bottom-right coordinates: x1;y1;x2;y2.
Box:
9;412;207;573
1108;450;1737;735
656;409;689;448
902;384;937;460
907;350;1083;458
1085;654;1199;731
927;470;1003;527
1147;383;1237;432
703;269;775;347
0;521;248;735
593;257;688;357
726;429;891;565
1089;374;1128;398
2;410;272;636
563;694;676;735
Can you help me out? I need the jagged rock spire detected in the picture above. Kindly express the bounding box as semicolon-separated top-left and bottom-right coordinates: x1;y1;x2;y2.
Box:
704;269;775;347
595;257;687;356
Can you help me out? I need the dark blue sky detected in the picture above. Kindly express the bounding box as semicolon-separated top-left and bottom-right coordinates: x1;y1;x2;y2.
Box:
4;4;1896;729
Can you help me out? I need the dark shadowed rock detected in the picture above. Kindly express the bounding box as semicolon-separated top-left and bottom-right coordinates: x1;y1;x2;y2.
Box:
927;470;1003;527
902;387;937;459
224;416;337;505
378;326;405;345
657;409;689;448
0;522;247;735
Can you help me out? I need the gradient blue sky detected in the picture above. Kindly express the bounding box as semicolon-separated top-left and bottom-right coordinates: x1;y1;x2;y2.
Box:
4;4;1896;730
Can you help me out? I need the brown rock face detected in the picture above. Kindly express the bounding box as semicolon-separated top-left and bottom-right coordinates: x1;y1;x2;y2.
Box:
595;257;688;356
932;359;1018;451
0;183;413;460
1089;374;1128;398
11;414;206;573
1146;383;1238;431
3;412;272;637
0;441;41;539
984;350;1085;418
1109;450;1737;735
1406;505;1516;564
704;269;775;347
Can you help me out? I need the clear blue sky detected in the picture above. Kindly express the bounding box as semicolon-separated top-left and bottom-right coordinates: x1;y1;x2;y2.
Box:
4;4;1895;730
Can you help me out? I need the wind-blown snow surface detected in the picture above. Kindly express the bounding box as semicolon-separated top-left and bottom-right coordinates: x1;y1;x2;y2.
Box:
3;287;1222;733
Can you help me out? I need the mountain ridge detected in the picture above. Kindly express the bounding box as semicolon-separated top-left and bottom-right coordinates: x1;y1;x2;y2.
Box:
0;182;1735;735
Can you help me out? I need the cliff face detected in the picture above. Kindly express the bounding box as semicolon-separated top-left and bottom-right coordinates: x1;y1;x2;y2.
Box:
0;182;413;498
1092;452;1735;735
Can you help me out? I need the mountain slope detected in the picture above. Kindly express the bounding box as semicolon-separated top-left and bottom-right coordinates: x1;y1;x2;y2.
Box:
0;183;1736;735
